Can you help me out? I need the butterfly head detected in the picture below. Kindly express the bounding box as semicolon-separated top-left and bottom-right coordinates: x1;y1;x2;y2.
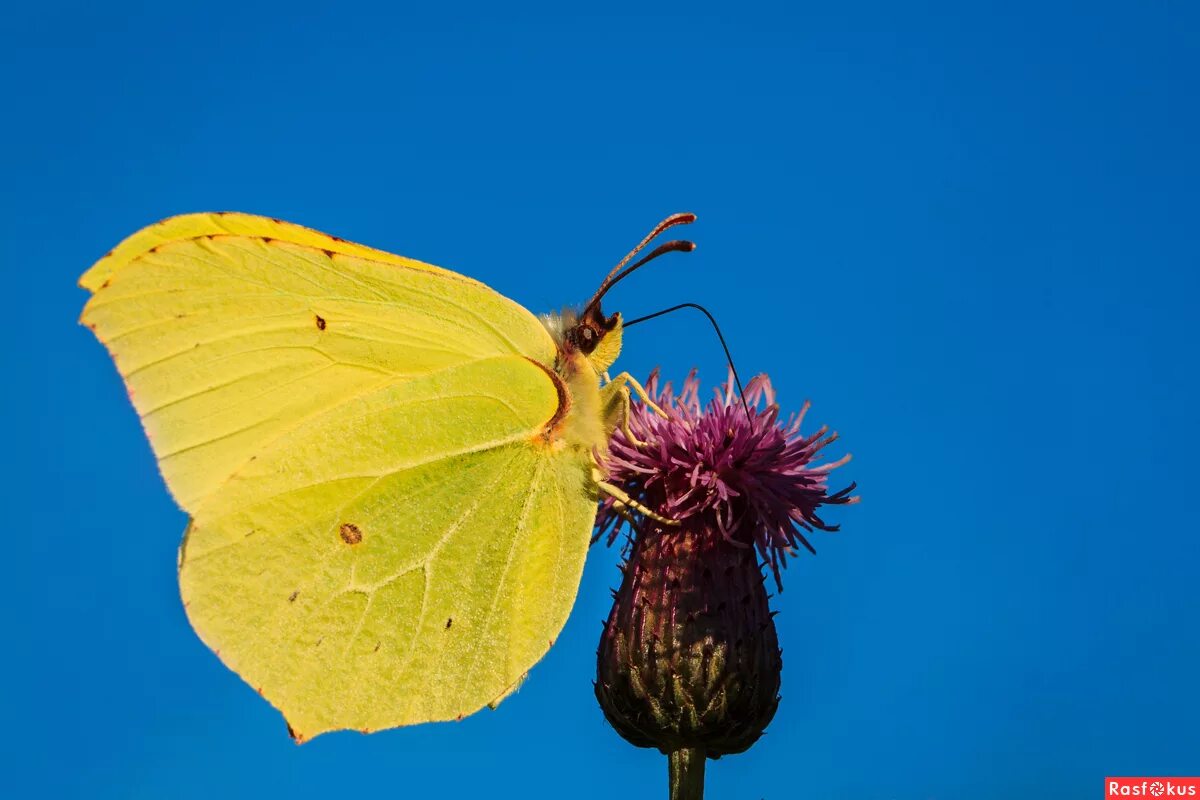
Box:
540;304;624;375
542;213;697;377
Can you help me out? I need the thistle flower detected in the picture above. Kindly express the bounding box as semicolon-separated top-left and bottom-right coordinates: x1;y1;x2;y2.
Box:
594;371;856;792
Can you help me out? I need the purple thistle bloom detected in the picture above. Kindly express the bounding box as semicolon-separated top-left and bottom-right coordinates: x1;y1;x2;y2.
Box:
594;370;857;764
596;370;858;586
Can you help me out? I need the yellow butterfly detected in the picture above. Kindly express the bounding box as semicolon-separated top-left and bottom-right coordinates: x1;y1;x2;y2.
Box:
79;212;693;742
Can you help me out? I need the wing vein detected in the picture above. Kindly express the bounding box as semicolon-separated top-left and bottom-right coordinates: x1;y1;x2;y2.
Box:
457;457;548;701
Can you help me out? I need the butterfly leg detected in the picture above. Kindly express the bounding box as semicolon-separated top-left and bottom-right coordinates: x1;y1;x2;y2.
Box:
592;467;680;526
599;381;647;448
606;372;667;418
599;372;668;449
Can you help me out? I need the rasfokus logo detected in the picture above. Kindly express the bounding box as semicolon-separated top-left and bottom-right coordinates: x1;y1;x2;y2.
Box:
1107;778;1200;797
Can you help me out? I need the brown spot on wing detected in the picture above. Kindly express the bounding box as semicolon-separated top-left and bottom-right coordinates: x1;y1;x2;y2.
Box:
445;617;453;629
288;590;299;602
339;523;363;545
315;314;326;330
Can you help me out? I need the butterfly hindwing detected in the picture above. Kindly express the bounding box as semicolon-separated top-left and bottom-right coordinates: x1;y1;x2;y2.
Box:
178;358;595;739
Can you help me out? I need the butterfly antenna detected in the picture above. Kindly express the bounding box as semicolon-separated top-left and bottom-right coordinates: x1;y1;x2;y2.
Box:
584;213;697;314
624;302;753;421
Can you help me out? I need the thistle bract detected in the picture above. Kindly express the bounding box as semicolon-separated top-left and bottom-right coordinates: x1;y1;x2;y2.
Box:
595;371;856;758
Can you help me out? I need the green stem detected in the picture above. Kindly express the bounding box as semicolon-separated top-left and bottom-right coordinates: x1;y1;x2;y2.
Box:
668;747;706;800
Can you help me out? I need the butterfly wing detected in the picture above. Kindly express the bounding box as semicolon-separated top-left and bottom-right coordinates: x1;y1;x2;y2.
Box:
82;217;557;510
79;211;468;292
178;358;595;739
81;216;596;739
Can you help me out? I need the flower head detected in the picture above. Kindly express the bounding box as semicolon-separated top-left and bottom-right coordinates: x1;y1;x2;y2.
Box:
594;370;857;760
597;370;858;586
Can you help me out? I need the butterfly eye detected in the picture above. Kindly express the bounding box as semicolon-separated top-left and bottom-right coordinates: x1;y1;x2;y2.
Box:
566;323;601;354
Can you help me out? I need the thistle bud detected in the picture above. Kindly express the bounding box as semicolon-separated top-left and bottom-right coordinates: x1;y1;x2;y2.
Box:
596;522;781;756
594;371;856;760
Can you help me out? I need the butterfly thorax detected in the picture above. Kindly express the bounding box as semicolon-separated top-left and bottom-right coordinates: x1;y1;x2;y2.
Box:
538;305;624;453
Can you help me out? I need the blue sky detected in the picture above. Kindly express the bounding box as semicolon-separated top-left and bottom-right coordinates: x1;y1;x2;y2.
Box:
4;2;1198;798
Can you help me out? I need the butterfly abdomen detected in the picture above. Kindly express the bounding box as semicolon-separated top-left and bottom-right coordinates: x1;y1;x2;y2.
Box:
554;350;608;454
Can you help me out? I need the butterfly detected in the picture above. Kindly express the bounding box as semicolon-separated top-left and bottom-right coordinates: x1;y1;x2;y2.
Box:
79;212;694;742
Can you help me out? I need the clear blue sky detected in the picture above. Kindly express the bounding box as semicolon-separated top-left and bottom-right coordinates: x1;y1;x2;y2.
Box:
4;2;1197;798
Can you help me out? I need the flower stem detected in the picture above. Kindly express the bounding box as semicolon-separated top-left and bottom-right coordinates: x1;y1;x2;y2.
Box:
668;747;706;800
